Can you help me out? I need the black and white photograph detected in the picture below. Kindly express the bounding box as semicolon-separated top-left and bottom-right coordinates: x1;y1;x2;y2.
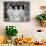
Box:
4;2;30;22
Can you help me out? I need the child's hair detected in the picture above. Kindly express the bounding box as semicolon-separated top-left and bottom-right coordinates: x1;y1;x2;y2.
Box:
22;5;24;9
9;4;12;6
40;6;46;9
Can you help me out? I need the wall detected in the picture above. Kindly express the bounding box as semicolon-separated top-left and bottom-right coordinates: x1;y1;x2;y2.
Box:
0;0;46;37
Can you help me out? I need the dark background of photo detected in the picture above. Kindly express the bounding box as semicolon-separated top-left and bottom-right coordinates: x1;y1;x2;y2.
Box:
4;2;30;22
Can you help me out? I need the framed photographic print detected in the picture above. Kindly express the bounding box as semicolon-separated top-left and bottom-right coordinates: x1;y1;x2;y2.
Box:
4;2;30;22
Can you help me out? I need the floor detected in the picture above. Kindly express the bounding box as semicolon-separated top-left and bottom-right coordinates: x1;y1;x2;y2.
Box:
14;43;46;46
